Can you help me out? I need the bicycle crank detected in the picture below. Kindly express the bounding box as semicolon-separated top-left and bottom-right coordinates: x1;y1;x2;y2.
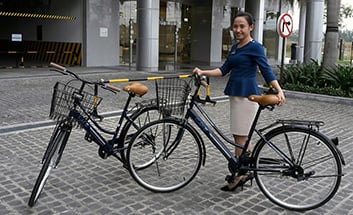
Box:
98;144;113;159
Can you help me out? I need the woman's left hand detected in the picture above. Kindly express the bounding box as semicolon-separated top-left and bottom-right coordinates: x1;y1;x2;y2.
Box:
277;90;285;106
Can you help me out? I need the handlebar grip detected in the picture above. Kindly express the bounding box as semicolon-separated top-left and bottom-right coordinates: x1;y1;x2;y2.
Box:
200;80;209;88
50;62;67;72
105;84;121;93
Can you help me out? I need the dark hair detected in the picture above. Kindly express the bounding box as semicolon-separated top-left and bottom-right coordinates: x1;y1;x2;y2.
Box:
232;11;255;26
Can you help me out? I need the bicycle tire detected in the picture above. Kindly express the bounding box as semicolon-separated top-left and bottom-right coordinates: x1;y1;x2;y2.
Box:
41;121;62;163
253;125;342;211
28;124;71;207
118;105;162;162
126;118;202;192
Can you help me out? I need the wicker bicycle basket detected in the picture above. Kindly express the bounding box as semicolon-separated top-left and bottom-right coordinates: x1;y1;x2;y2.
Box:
49;82;102;123
155;78;191;116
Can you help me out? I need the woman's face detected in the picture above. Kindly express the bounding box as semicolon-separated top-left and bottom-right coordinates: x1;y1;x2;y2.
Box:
232;16;254;41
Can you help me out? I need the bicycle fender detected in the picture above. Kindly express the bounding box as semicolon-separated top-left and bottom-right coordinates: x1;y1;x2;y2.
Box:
330;137;346;166
166;117;206;166
187;123;206;166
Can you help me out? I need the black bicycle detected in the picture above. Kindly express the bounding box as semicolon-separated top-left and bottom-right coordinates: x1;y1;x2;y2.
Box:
28;62;164;207
126;74;345;211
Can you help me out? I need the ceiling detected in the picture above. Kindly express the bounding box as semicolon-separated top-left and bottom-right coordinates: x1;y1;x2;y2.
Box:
0;0;51;12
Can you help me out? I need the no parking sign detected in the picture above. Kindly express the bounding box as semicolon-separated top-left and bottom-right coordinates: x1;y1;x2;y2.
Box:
277;13;293;38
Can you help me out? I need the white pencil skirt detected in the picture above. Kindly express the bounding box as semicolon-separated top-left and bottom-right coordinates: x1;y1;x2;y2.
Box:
229;96;259;136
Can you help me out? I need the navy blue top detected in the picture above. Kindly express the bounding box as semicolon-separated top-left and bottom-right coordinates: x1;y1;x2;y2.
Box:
219;40;277;97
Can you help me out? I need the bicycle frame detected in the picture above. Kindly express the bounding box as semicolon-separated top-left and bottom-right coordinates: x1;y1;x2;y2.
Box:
179;79;306;174
183;98;255;173
66;81;143;162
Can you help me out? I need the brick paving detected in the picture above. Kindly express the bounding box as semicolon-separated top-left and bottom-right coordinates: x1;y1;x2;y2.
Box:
0;66;353;214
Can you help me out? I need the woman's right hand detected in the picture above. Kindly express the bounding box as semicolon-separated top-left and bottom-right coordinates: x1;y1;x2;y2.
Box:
193;67;202;76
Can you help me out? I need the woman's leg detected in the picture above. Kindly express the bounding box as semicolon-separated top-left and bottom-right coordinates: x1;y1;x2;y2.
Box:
221;134;254;191
222;97;256;191
233;135;252;156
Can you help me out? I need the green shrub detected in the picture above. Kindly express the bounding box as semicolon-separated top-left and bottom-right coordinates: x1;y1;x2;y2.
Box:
280;60;324;88
280;61;353;98
321;65;353;97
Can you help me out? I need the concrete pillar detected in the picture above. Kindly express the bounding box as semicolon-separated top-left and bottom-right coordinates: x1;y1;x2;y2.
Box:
304;0;324;64
136;0;159;72
297;2;306;63
190;1;211;65
210;0;223;66
245;0;265;43
82;0;119;67
190;0;223;66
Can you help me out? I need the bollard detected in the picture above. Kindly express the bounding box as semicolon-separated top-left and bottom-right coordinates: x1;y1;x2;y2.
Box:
19;56;24;68
339;39;344;61
351;42;353;65
290;43;297;64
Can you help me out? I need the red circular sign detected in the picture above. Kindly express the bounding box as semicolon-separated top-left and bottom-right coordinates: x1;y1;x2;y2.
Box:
277;13;293;38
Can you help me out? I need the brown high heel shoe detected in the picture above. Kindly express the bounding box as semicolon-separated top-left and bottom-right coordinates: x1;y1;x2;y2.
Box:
220;172;254;192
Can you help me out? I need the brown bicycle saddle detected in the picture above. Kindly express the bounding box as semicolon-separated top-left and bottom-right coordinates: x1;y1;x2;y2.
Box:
123;82;148;96
248;94;280;106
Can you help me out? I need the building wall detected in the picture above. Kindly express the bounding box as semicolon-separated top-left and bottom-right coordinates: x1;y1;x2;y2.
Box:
83;0;119;67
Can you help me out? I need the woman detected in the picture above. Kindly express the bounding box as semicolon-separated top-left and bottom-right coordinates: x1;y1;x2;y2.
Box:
193;11;285;191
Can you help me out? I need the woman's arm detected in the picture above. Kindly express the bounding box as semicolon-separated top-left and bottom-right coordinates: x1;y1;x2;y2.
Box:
192;67;223;77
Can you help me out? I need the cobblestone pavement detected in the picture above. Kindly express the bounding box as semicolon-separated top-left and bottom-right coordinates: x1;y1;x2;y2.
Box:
0;67;353;214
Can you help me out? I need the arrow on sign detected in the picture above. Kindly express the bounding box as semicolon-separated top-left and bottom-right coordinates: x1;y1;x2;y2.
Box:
277;13;293;38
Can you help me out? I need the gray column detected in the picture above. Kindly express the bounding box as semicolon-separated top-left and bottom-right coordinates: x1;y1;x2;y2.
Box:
209;0;223;66
297;2;306;63
136;0;159;72
304;0;324;64
190;0;223;66
190;2;212;65
245;0;265;43
82;0;119;67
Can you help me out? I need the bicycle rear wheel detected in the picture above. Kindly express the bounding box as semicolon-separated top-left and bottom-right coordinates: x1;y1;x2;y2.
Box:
119;105;162;162
28;122;72;207
253;126;342;211
127;118;202;192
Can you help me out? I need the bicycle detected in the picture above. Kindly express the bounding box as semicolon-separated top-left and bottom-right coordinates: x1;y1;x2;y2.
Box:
126;74;345;211
28;62;169;207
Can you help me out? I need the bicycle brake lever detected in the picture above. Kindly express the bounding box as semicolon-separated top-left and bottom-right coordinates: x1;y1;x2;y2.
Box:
50;68;68;76
101;85;118;94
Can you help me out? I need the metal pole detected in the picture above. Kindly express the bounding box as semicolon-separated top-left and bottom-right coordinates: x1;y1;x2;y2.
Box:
174;24;178;71
129;18;133;70
351;42;353;65
278;0;284;81
280;38;286;82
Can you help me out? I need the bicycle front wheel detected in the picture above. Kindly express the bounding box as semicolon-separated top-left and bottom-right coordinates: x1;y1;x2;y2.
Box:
127;118;202;192
28;123;71;207
253;126;342;211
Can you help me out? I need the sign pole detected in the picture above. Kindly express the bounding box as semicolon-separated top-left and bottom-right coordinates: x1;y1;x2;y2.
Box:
280;37;286;82
277;13;293;82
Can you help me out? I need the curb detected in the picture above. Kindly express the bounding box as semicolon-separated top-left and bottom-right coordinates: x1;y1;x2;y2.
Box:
284;89;353;106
